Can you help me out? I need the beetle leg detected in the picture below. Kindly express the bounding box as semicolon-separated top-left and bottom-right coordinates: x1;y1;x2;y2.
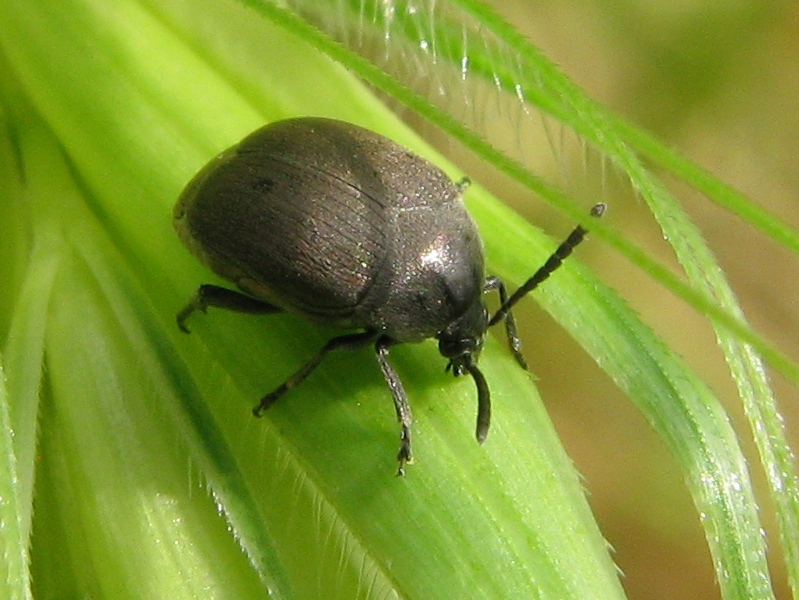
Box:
484;276;528;370
374;338;413;476
177;284;282;333
253;330;377;416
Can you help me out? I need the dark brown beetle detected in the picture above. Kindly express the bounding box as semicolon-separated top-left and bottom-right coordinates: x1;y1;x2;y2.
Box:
175;117;603;474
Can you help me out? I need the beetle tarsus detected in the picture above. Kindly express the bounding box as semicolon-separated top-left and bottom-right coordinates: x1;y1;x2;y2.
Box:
176;307;195;334
396;438;413;477
375;339;415;476
252;388;285;417
176;295;207;333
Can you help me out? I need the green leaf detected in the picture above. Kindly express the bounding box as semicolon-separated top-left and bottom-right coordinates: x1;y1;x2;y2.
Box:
0;0;796;599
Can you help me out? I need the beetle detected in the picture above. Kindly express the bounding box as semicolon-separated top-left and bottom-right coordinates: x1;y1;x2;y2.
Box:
174;117;604;474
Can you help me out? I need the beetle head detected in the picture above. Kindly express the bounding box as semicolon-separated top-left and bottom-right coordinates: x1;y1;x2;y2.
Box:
437;301;492;443
437;301;487;365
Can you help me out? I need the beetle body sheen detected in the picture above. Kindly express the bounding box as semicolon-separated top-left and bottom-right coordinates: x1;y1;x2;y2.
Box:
175;117;484;344
175;116;602;474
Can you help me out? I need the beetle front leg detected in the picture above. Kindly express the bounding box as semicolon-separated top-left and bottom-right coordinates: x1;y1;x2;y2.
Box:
374;338;413;476
484;276;527;370
177;284;282;333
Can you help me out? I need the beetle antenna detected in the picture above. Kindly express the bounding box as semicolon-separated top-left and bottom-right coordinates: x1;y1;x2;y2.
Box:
488;203;605;328
465;363;491;443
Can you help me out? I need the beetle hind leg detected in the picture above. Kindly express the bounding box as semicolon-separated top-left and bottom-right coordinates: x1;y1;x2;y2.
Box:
374;338;413;476
177;284;282;333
